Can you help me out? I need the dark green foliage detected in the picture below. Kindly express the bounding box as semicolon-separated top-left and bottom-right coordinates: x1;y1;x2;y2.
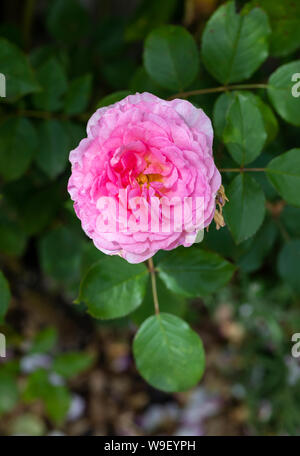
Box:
0;0;300;434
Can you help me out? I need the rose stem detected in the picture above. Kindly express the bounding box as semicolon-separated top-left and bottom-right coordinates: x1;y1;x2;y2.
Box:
168;83;268;100
219;168;266;172
148;257;160;316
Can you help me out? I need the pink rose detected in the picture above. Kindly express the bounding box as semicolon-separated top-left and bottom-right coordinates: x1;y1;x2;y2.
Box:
68;92;221;263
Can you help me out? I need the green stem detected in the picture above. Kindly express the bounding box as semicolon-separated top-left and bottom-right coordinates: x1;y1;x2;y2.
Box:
219;168;266;172
23;0;36;50
148;257;160;316
14;110;90;122
18;109;54;120
11;83;269;123
274;219;291;242
168;83;268;100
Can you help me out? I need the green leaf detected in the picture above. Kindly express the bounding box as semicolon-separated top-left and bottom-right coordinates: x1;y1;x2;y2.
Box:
79;256;148;319
96;90;133;109
222;92;267;165
80;243;106;276
0;214;27;256
277;240;300;294
32;58;67;112
131;277;186;326
252;95;278;145
204;224;238;260
43;385;71;425
0;118;37;181
53;352;94;378
130;66;167;97
23;368;71;425
95;17;125;58
35;120;70;178
46;0;89;44
201;2;270;84
157;247;235;297
250;0;300;57
241;92;279;145
281;206;300;237
23;369;49;402
101;58;137;91
144;25;199;91
39;226;83;283
224;174;266;243
0;271;11;324
237;219;277;273
133;313;205;392
30;327;58;354
251;155;280;201
29;44;57;68
19;184;60;235
214;91;277;146
64;74;92;115
213;92;235;139
268;61;300;126
0;38;39;100
0;360;19;377
266;149;300;206
65;121;85;149
0;372;18;415
125;0;178;42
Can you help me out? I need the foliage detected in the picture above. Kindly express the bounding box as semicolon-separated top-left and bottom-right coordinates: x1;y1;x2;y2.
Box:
0;327;94;425
0;0;300;435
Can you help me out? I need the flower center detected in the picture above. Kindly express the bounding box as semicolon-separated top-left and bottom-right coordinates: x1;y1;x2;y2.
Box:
137;173;148;186
136;173;162;187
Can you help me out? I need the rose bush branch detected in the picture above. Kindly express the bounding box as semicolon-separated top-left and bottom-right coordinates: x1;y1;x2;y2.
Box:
168;83;269;100
12;82;269;122
147;258;160;316
219;168;266;172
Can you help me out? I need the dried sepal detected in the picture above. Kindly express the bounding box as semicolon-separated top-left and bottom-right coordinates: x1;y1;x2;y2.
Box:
213;185;229;230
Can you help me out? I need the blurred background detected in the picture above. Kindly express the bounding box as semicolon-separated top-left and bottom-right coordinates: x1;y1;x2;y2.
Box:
0;0;300;436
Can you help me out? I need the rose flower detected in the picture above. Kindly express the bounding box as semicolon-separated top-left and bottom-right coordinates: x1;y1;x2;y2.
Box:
68;93;221;263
